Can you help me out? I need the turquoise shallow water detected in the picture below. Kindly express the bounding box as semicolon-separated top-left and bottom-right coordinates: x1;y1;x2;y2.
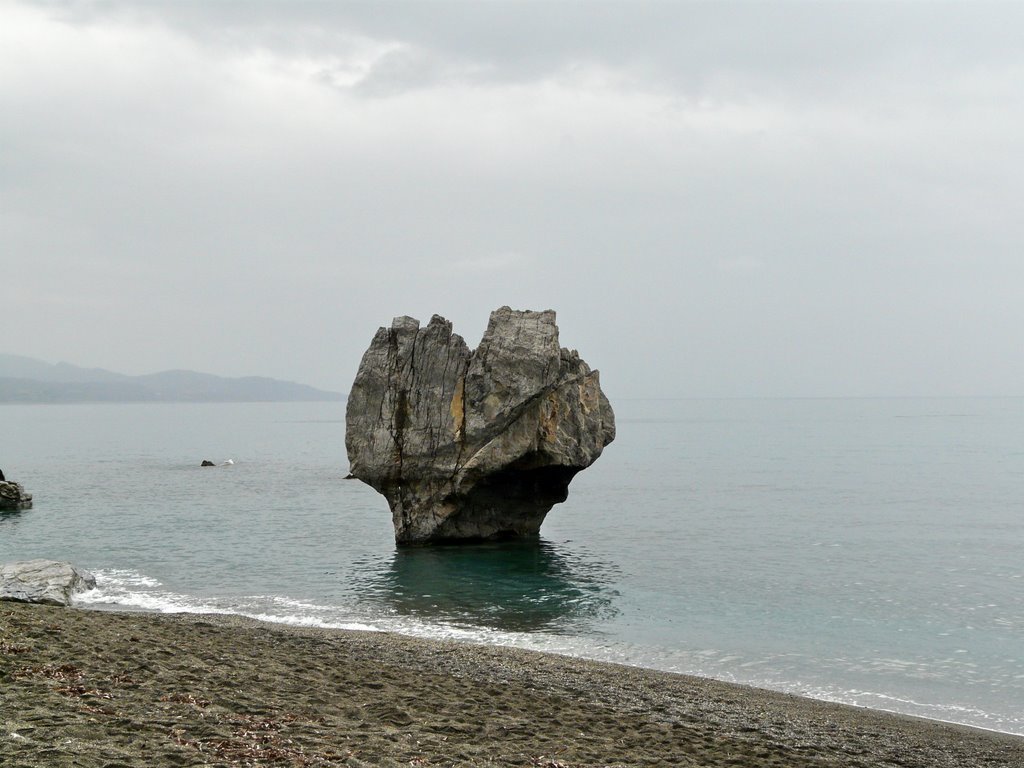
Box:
1;398;1022;734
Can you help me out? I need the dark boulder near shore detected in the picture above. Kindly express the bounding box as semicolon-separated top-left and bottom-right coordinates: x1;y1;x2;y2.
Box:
346;307;615;544
0;479;33;511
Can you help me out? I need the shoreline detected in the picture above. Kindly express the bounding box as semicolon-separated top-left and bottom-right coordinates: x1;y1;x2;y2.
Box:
78;598;1024;740
2;603;1022;767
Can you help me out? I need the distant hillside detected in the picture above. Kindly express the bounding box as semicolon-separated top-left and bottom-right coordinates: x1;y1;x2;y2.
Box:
0;354;343;403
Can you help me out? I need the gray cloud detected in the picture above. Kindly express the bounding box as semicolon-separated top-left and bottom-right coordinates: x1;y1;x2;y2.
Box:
3;1;1024;396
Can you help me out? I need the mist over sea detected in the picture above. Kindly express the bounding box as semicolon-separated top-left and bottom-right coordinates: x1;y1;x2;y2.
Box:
1;398;1021;735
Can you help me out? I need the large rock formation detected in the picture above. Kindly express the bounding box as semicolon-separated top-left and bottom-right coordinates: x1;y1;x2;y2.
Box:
346;307;615;544
0;480;32;511
0;560;96;606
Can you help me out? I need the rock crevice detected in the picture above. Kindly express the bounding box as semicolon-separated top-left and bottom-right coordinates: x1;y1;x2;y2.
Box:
346;307;615;544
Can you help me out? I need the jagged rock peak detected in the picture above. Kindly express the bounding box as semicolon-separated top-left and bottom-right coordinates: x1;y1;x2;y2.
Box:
345;307;615;545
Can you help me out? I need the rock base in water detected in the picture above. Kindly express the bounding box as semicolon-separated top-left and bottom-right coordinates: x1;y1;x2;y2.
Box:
0;481;32;511
346;307;615;544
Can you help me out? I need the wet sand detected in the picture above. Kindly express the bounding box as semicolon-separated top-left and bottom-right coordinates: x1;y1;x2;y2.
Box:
1;602;1022;767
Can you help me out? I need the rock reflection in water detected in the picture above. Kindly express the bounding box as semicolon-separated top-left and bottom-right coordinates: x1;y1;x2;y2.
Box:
357;539;620;633
0;508;27;524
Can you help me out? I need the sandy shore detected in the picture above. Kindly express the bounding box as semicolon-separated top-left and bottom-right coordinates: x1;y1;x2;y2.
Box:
1;603;1022;767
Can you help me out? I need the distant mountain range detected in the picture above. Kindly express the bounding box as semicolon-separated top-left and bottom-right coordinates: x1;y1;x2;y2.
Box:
0;354;343;403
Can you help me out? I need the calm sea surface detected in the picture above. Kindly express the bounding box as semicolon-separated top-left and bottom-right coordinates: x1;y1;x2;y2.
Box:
1;398;1022;735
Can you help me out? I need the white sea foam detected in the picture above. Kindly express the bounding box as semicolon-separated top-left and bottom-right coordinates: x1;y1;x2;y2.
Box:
76;569;383;631
239;612;378;632
75;569;230;614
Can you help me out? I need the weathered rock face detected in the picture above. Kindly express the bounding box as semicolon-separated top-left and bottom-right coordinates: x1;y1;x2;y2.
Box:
0;560;96;606
0;481;32;511
346;307;615;544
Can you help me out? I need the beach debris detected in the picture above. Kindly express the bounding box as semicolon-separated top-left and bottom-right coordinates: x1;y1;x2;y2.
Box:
0;559;96;606
164;709;338;766
346;307;615;544
0;478;32;510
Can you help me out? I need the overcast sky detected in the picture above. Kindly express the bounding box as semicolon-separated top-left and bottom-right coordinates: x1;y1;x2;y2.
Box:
3;0;1023;398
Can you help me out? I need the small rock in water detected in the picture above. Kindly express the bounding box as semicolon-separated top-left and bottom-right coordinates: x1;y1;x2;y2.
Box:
201;460;216;467
0;480;32;510
346;306;615;545
0;559;96;606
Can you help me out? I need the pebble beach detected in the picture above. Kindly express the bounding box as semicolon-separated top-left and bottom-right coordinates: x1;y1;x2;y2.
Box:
2;602;1022;767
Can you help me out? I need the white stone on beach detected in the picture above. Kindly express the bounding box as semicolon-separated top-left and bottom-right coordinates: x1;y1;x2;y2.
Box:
0;559;96;606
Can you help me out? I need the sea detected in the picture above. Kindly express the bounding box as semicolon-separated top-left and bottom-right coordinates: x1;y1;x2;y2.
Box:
1;398;1022;736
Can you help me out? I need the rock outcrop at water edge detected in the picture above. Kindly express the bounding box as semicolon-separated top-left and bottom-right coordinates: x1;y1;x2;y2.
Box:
0;480;32;511
345;307;615;544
